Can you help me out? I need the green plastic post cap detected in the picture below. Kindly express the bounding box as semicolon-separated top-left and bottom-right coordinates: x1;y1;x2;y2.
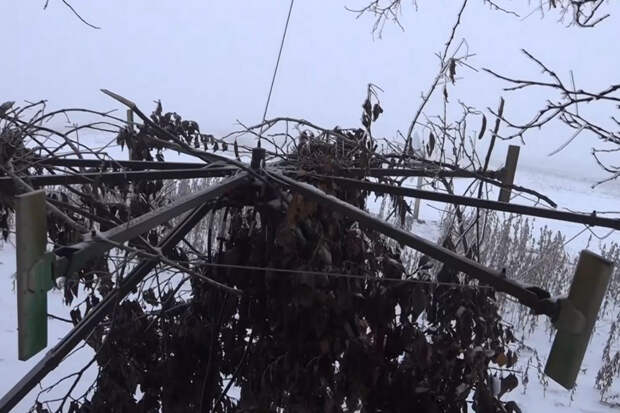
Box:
545;249;613;389
16;190;52;361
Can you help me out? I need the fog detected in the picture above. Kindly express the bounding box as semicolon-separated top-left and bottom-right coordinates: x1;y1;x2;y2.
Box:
2;0;619;181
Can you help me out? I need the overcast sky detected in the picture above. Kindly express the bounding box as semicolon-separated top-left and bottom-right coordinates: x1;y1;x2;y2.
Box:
2;0;619;181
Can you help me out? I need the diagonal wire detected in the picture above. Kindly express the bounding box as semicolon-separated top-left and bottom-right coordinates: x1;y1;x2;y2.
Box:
259;0;295;148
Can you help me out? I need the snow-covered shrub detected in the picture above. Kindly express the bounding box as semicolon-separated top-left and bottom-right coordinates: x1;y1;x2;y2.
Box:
595;310;620;404
432;209;573;334
446;208;620;401
478;212;573;334
595;244;620;403
599;242;620;318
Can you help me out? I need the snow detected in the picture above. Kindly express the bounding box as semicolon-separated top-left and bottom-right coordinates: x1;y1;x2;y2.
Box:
0;241;96;412
0;165;618;411
507;319;619;413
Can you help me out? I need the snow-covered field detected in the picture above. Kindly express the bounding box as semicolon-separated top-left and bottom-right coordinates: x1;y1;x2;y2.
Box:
415;167;620;412
0;165;618;412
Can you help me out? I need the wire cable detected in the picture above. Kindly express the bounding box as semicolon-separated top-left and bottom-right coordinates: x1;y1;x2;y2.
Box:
259;0;295;148
190;260;494;291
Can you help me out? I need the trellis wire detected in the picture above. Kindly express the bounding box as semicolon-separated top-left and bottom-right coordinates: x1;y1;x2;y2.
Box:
189;260;495;290
259;0;295;148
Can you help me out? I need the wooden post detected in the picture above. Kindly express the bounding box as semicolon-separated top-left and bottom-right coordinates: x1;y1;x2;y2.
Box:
251;147;266;169
127;109;134;160
498;145;520;203
412;176;423;222
412;131;423;222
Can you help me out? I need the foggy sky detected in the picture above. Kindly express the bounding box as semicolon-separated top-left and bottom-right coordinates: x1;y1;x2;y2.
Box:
2;0;619;181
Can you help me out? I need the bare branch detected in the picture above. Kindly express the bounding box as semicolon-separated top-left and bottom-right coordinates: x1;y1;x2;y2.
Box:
43;0;101;29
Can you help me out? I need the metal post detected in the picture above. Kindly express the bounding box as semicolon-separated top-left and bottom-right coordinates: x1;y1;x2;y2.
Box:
54;173;249;280
498;145;520;203
336;167;502;179
36;158;207;170
0;167;239;189
269;171;556;315
313;176;620;231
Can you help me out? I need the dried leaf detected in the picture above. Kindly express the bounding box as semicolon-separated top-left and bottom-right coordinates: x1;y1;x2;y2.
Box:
449;58;456;84
362;113;370;129
505;401;522;413
499;374;519;397
320;338;330;354
495;352;508;366
287;194;317;227
427;132;435;156
478;114;487;140
372;103;383;121
363;98;372;116
0;101;15;115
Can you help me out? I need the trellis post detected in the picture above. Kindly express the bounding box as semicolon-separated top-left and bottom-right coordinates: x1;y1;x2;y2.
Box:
498;145;520;202
127;109;135;160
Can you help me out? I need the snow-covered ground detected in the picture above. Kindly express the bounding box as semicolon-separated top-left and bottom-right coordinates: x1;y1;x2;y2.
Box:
0;245;96;412
0;165;618;411
412;166;620;412
509;318;619;413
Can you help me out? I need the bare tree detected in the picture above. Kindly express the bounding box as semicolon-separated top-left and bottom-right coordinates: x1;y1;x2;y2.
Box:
348;0;613;36
484;50;620;186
